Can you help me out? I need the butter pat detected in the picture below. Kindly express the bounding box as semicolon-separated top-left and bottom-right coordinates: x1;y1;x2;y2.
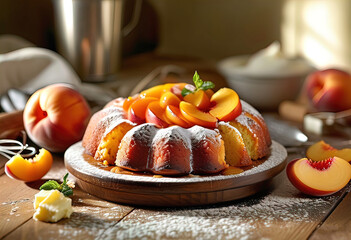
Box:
33;190;73;222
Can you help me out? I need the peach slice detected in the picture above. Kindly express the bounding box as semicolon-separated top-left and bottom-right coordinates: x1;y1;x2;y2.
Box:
183;90;211;111
179;101;217;128
5;148;53;182
209;88;242;121
306;140;351;162
170;83;192;99
128;97;158;124
140;85;167;99
122;96;138;112
159;92;181;109
286;157;351;196
145;101;170;128
205;89;214;99
165;105;194;128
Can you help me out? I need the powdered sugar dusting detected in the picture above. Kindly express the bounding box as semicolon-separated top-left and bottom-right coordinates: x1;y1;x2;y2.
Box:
97;173;338;240
241;100;262;118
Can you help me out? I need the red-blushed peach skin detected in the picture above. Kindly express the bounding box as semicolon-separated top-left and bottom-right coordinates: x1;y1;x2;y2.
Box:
305;69;351;112
286;158;351;196
24;84;91;152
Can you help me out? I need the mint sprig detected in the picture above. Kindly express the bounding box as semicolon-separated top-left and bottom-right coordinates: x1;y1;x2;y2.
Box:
39;173;73;197
181;71;215;97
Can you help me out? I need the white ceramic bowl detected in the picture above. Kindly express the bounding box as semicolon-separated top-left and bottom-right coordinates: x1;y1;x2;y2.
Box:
217;55;314;110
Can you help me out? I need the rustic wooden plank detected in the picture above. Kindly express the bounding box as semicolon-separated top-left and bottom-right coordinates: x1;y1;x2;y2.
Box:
309;190;351;240
95;162;347;240
0;153;134;239
3;188;134;240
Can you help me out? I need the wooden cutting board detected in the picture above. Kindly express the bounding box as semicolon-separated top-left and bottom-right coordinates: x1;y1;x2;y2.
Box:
65;141;287;207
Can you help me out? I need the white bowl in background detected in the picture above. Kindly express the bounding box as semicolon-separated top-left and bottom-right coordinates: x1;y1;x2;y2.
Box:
217;55;314;110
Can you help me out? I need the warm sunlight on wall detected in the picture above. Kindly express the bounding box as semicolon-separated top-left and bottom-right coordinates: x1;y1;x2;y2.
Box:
282;0;351;70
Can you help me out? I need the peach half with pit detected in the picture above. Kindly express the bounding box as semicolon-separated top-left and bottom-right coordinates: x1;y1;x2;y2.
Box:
286;157;351;196
306;140;351;162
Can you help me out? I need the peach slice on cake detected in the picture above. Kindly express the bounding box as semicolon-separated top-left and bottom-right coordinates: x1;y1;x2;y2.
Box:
286;157;351;196
209;88;242;121
128;97;158;124
159;92;181;109
145;101;171;128
306;140;351;162
179;101;217;128
183;90;211;111
165;105;194;128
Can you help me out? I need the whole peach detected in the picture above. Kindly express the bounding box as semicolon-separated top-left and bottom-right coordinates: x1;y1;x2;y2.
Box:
305;69;351;112
24;84;91;152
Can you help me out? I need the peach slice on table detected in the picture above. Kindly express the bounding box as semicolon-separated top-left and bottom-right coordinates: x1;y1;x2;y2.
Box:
145;101;170;128
286;157;351;196
183;90;211;111
179;101;217;128
5;148;53;182
306;140;351;162
209;88;242;121
128;97;158;124
165;105;194;128
159;92;181;109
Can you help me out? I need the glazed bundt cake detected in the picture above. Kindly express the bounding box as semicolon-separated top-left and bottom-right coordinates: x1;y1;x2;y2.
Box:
82;77;271;176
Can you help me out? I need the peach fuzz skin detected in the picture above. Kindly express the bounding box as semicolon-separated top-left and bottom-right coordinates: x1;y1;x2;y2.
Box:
286;158;351;197
24;84;91;152
305;69;351;112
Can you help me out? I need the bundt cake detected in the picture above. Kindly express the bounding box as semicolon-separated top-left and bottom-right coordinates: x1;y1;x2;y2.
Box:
82;77;271;176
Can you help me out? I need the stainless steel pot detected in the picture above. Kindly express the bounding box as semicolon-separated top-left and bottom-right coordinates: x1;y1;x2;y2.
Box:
52;0;142;82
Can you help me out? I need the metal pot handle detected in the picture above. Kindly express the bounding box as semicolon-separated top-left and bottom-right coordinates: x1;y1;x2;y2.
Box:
122;0;143;37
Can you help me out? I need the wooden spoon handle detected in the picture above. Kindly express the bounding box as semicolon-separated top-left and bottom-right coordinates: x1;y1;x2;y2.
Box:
0;110;24;139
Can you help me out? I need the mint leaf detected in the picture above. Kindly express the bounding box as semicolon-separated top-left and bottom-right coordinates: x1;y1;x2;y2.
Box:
181;88;194;97
39;173;74;197
200;81;215;90
61;185;73;197
193;71;203;89
40;180;61;191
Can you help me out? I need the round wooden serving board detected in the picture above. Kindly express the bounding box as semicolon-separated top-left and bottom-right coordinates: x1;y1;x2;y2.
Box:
65;141;287;207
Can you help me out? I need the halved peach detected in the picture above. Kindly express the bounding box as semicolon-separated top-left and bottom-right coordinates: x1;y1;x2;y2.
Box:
183;90;211;111
128;97;158;124
145;101;170;128
159;92;181;109
5;148;53;182
286;157;351;196
179;101;217;128
209;88;242;121
165;105;194;128
306;140;351;162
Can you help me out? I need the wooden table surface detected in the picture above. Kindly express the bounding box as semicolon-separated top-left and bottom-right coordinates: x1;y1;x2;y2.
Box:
1;53;351;240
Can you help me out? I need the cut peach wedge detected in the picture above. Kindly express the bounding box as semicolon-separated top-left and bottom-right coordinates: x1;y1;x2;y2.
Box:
5;148;53;182
159;92;181;109
179;101;217;128
306;140;351;162
122;96;138;112
140;85;166;99
145;101;170;128
165;105;194;128
286;157;351;196
209;88;242;121
183;90;211;111
128;97;158;124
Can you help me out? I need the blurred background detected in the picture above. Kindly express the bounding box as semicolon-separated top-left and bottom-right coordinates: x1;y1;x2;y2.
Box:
1;0;350;68
1;0;350;111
